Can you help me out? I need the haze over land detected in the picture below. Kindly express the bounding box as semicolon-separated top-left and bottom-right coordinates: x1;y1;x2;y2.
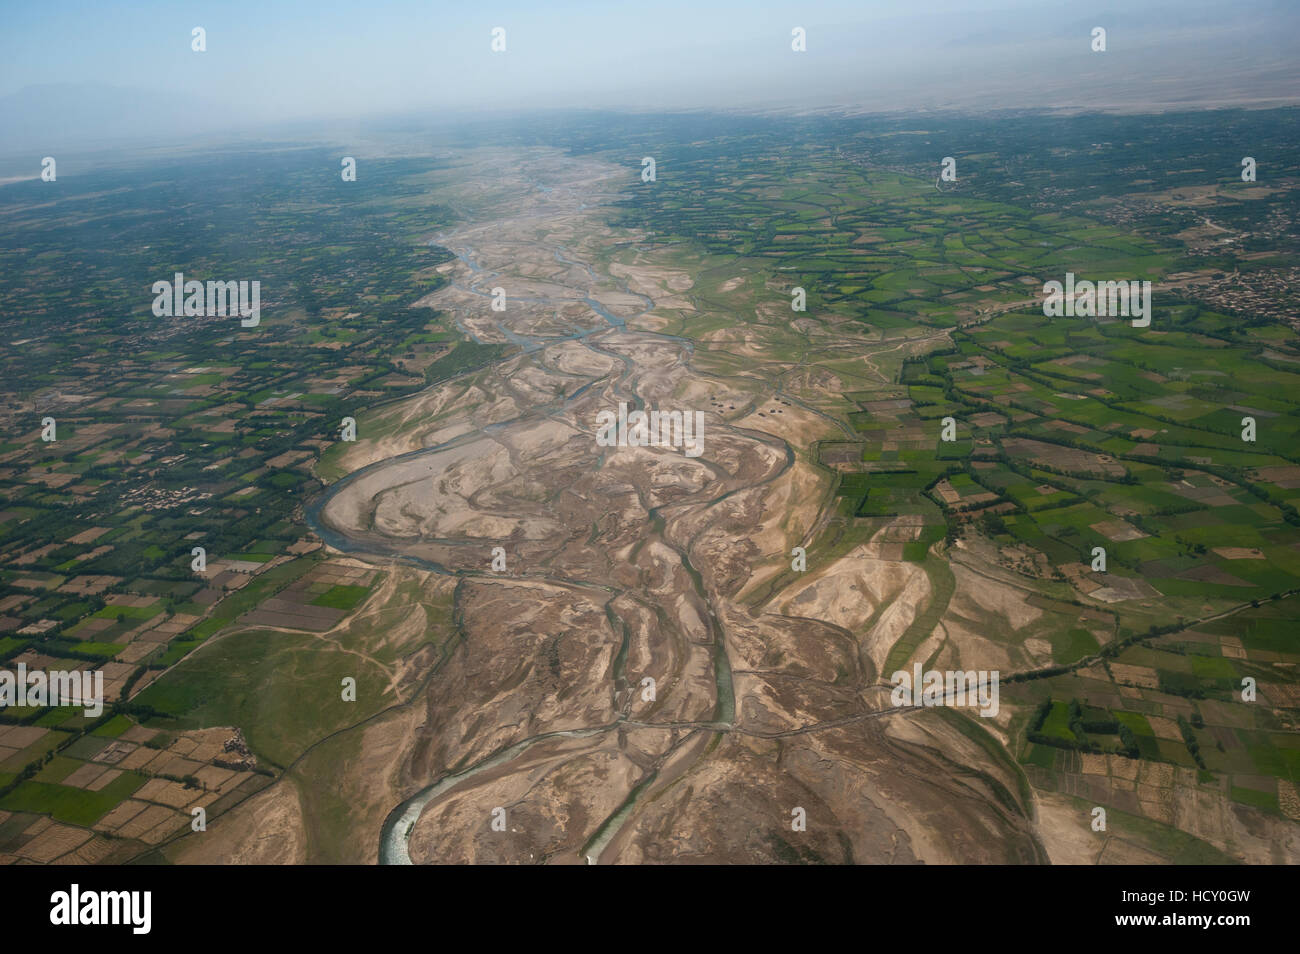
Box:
1;0;1298;157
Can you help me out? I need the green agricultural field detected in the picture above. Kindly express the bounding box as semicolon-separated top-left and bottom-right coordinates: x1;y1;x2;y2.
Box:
311;584;372;610
133;628;395;769
0;772;145;827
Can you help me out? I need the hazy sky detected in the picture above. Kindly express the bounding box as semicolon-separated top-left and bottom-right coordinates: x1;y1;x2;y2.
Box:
1;1;1297;151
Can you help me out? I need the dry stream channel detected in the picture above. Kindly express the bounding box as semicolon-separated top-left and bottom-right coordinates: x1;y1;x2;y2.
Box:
305;182;791;863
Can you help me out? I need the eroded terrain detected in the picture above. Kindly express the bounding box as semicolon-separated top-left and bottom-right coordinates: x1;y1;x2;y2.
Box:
299;150;1044;864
